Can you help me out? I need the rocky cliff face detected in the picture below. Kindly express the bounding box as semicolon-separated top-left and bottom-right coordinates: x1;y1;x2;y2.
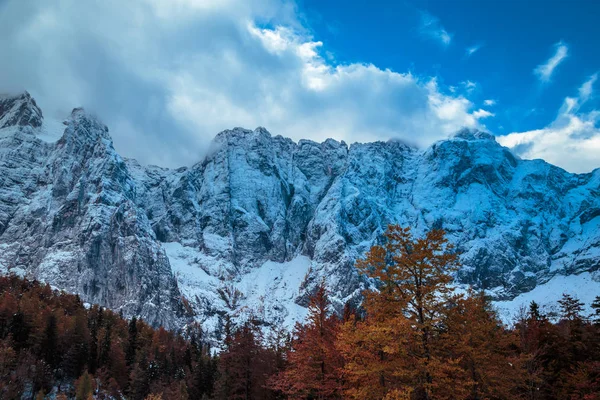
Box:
0;94;187;329
0;92;43;129
0;92;598;333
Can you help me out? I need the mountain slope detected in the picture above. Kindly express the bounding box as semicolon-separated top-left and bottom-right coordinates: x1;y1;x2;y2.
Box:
0;92;598;332
0;94;187;329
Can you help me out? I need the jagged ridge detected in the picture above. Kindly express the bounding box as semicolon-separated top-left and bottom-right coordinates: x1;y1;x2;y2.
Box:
0;92;599;333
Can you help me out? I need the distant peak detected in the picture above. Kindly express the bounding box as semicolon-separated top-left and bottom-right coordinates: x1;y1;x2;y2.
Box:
0;90;32;101
254;126;271;135
68;107;106;127
62;106;111;142
453;128;495;142
70;107;87;119
215;127;252;139
213;126;275;144
0;90;43;129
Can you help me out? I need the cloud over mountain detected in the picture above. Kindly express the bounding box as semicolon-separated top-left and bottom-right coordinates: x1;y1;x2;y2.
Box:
499;74;600;173
0;0;487;167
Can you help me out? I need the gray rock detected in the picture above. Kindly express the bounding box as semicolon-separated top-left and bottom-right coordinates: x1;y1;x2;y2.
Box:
1;92;599;333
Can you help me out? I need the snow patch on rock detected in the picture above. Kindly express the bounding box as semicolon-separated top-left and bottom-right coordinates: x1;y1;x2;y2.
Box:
494;271;600;323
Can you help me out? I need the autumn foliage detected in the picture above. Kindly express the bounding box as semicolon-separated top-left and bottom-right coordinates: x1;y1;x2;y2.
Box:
270;284;344;399
0;275;216;399
1;225;600;399
339;227;464;399
271;225;600;400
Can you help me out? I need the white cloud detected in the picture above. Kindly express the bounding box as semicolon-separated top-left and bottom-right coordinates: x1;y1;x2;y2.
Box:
472;109;494;119
170;27;489;149
420;12;452;46
498;77;600;173
461;80;477;93
483;99;496;106
0;0;489;167
534;41;569;82
578;73;597;103
466;44;481;57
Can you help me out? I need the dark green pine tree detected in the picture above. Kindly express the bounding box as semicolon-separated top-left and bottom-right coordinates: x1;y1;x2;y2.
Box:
192;351;207;399
129;351;150;400
126;317;138;366
99;320;112;368
62;311;89;379
558;293;588;365
529;300;542;320
88;310;99;374
41;314;59;369
208;350;219;397
184;344;193;371
216;316;234;400
590;296;600;325
10;311;30;351
558;293;584;322
97;306;104;328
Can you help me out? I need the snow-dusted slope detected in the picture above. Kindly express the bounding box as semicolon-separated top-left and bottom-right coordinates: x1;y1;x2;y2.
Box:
0;92;598;334
0;91;42;129
0;94;188;329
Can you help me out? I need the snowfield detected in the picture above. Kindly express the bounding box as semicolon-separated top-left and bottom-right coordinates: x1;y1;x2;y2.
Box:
494;271;600;323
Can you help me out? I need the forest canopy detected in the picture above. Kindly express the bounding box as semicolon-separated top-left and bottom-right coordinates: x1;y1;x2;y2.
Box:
1;226;599;399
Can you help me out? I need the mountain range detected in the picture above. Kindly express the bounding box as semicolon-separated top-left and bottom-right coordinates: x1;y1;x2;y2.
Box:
1;92;598;335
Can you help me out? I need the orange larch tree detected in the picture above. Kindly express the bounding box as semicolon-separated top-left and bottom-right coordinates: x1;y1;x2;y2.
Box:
338;225;467;400
440;291;527;399
270;283;344;399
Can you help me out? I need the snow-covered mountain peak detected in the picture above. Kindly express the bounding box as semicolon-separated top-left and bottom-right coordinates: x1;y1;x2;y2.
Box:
453;128;496;142
0;91;43;129
65;107;111;139
213;126;273;143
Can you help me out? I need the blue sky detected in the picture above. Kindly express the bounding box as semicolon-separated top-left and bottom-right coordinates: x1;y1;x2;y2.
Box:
300;0;600;135
1;0;599;172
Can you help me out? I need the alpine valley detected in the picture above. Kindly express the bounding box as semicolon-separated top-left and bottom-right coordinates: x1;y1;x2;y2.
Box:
1;92;599;336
